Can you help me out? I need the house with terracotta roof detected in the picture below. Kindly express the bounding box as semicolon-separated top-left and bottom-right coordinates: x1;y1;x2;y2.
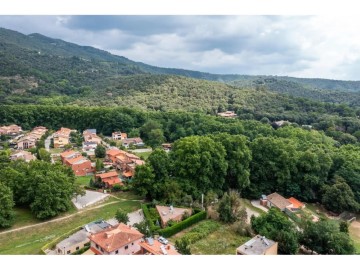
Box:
60;150;80;163
65;155;93;176
83;129;102;145
112;132;127;141
95;171;122;188
236;235;278;255
106;148;125;164
10;150;36;162
53;127;72;148
156;205;192;227
89;223;144;255
288;197;305;210
139;238;180;255
0;124;22;135
16;136;36;150
121;137;144;148
266;192;292;211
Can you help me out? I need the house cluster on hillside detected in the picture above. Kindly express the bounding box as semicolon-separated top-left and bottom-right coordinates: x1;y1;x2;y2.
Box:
53;127;73;148
9;150;36;162
60;150;93;176
17;126;47;150
0;124;22;135
106;148;145;179
83;129;102;145
112;131;144;149
55;221;180;256
95;171;122;188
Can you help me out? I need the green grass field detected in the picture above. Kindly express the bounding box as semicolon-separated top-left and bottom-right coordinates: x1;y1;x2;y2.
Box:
190;222;250;255
0;200;141;254
131;151;152;160
75;176;92;186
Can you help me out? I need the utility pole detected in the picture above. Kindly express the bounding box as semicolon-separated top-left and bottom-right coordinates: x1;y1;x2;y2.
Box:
201;193;204;210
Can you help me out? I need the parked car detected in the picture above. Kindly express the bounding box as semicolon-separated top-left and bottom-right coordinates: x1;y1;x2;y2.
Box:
158;236;169;245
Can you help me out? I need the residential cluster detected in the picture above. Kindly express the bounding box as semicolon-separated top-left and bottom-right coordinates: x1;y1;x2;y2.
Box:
53;127;73;148
17;126;48;150
60;150;93;176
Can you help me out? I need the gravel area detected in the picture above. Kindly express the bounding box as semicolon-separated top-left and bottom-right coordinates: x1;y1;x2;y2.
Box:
72;190;109;209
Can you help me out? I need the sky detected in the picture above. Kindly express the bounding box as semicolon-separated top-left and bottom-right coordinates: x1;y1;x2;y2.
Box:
1;15;360;80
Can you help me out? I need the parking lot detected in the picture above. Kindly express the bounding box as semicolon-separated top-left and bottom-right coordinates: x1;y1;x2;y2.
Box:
72;190;109;210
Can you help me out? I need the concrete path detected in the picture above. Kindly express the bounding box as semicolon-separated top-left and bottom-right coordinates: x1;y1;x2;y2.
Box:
245;208;260;223
130;148;152;153
251;200;269;212
44;135;52;151
127;209;144;226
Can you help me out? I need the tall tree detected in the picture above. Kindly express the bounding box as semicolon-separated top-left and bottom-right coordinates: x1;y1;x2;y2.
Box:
0;182;15;228
95;144;106;158
251;208;299;254
218;190;247;223
300;219;355;254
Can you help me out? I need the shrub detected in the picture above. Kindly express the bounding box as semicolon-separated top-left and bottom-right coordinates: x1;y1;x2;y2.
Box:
181;220;220;244
158;211;207;238
112;184;122;192
141;204;161;232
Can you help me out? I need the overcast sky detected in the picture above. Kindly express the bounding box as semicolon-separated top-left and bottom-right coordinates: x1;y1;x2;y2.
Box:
1;15;360;80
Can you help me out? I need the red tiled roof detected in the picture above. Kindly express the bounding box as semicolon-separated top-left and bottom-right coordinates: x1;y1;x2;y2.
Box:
96;171;119;179
288;197;304;209
66;156;88;165
106;149;122;157
90;223;144;253
122;171;133;178
139;239;180;255
90;247;102;255
60;150;76;158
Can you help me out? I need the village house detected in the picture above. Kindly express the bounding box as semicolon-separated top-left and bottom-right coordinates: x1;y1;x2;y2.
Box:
17;136;36;150
262;192;305;212
16;126;48;150
161;143;172;152
9;150;36;162
114;151;145;179
236;235;278;255
0;124;22;135
217;111;237;118
89;223;144;255
106;148;124;164
60;150;80;163
64;155;93;176
121;137;144;148
155;205;192;227
95;171;122;188
83;129;102;145
112;131;127;141
56;220;112;255
53;127;72;148
139;238;180;255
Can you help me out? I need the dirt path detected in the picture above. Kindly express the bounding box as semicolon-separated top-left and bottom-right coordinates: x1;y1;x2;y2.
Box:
0;198;141;236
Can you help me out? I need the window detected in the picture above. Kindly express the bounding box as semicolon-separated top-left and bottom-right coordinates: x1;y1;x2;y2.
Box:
96;244;99;249
132;243;134;246
115;250;119;254
100;247;104;252
76;247;79;250
125;245;128;250
67;250;71;254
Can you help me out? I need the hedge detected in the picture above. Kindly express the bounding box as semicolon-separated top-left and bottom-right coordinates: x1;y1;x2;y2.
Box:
141;204;161;232
158;211;207;238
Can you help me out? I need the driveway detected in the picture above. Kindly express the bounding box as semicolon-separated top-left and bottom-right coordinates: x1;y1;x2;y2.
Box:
105;209;144;226
44;135;52;151
245;208;260;223
251;200;269;212
72;190;109;210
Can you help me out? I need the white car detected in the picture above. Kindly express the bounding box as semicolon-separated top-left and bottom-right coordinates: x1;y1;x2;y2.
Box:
158;236;169;245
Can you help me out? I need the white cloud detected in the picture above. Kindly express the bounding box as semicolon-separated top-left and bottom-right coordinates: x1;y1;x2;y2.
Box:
1;15;360;80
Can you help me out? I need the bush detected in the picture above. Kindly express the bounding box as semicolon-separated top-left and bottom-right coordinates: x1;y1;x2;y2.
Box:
141;204;161;232
112;184;122;192
181;220;220;244
158;211;207;238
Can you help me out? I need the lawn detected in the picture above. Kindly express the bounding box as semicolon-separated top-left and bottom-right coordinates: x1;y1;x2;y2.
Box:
75;176;92;186
349;219;360;254
0;200;141;254
190;223;250;255
111;191;144;201
131;151;152;160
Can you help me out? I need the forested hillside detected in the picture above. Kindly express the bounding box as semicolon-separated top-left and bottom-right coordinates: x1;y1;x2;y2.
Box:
1;27;360;108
